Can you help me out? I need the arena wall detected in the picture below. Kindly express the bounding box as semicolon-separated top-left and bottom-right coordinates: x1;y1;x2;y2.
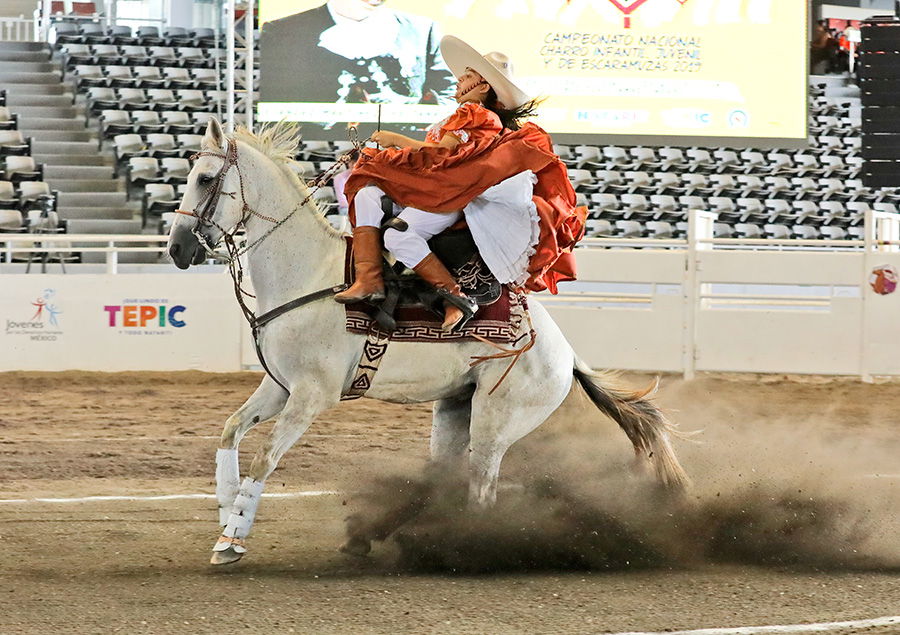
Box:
4;216;900;379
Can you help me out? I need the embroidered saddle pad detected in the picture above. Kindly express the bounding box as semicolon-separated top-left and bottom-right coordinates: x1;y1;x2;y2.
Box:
345;285;526;344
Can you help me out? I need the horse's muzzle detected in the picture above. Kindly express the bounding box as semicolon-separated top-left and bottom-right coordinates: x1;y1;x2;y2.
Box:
168;225;206;269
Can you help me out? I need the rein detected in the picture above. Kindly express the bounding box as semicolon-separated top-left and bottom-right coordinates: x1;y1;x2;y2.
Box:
174;137;355;394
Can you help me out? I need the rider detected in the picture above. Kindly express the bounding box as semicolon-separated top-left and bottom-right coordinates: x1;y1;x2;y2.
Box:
335;35;586;331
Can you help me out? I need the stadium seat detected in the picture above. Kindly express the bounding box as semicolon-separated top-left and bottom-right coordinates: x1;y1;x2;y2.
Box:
0;131;31;156
143;183;179;226
0;107;17;131
615;220;643;238
0;208;25;232
3;156;43;183
160;157;190;184
0;180;20;209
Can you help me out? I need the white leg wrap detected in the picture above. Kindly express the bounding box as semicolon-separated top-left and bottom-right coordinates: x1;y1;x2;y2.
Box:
214;477;264;553
215;448;240;526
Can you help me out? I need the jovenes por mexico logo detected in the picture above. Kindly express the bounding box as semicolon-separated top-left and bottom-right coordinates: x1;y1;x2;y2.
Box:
5;288;63;339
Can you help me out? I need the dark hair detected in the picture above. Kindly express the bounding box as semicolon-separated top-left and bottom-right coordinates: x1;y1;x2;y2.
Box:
483;88;544;131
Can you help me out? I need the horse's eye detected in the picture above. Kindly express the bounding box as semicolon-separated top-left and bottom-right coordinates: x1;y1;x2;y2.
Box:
198;174;214;185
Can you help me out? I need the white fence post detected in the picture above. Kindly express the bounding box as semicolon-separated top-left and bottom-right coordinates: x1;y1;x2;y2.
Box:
225;0;236;133
684;209;718;380
245;0;255;131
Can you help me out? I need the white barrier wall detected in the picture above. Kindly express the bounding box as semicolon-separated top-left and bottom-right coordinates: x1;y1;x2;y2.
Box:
3;212;900;379
0;272;241;371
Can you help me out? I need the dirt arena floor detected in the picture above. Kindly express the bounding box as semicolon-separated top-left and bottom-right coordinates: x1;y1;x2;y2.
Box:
0;370;898;634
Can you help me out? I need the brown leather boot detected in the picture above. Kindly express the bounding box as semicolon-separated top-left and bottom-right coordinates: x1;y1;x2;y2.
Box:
413;253;479;332
335;226;386;304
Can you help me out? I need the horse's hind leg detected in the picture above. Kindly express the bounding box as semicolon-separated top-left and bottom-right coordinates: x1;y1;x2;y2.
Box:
467;345;574;508
215;377;288;526
341;392;473;556
212;389;336;565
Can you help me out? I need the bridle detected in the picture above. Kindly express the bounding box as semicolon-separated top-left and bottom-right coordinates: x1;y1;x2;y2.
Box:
172;136;353;393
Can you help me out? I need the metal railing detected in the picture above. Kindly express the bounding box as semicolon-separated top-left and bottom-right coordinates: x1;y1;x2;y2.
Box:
0;15;36;41
0;234;169;273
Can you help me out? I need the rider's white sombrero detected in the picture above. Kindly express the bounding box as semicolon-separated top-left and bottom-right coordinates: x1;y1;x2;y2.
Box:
440;35;532;110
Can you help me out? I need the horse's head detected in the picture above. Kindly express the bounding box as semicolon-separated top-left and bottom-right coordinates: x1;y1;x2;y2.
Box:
167;118;247;269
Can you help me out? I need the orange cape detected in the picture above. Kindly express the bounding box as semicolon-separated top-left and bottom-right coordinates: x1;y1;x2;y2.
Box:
343;122;587;293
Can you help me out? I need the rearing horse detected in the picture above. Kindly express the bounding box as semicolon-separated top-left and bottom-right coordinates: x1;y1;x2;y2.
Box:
167;119;689;565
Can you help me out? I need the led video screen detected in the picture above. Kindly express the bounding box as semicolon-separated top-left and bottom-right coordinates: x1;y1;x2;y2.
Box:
259;0;807;144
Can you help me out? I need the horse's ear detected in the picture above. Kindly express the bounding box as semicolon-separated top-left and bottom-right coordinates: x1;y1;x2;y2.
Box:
203;118;227;151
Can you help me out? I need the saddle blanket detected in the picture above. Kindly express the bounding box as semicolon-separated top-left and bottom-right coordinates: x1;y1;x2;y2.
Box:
345;289;526;344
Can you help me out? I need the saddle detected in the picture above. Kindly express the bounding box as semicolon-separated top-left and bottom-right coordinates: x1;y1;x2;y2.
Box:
367;223;501;332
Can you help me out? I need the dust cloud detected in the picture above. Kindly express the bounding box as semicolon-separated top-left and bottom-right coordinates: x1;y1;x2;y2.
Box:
344;375;900;573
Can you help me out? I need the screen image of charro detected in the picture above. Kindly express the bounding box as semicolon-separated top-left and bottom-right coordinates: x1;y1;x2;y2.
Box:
260;0;457;131
259;0;808;144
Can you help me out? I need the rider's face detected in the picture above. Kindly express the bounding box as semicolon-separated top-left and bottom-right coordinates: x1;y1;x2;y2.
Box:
455;69;490;104
327;0;386;21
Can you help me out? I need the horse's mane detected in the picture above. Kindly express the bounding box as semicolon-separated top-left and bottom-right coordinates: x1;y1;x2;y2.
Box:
231;122;344;239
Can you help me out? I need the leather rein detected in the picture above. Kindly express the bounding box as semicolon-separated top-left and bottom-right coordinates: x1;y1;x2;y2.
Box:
174;138;350;394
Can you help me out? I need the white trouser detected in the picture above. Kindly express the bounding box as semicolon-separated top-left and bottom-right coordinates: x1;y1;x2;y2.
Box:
355;185;460;269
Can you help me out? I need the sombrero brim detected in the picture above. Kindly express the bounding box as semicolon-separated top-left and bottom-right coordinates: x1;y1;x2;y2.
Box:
440;35;531;110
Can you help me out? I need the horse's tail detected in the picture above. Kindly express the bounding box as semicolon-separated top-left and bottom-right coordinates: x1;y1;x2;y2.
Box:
573;357;690;489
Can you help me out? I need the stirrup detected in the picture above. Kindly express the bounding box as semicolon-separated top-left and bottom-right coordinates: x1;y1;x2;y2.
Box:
436;288;478;332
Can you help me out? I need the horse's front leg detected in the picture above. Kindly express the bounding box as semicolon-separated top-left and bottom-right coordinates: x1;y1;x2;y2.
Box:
211;388;337;565
215;376;288;526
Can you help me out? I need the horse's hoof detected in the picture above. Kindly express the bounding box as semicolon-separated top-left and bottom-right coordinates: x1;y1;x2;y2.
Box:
340;536;372;557
210;547;244;565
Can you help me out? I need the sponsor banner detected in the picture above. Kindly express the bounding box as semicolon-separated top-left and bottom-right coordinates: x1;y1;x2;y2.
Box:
0;274;242;371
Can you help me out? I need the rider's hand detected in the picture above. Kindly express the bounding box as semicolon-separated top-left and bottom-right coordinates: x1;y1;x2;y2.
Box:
371;131;398;147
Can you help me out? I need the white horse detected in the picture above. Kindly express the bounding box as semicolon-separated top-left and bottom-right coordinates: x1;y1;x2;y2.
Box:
167;119;689;565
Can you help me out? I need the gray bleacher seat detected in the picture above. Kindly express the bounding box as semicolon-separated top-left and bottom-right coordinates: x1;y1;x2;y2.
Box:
177;90;210;111
712;149;739;171
764;199;792;222
708;197;737;219
646;220;674;239
148;46;179;67
106;65;134;88
791;177;819;198
620;194;650;218
0;180;18;208
143;183;179;226
820;226;848;240
792;225;821;239
163;67;193;89
846;202;871;224
0;130;30;156
160;111;193;134
4;156;42;182
713;222;735;238
657;147;686;170
113;134;146;163
629;147;659;170
122;46;150;65
764;176;791;195
567;169;594;191
615;220;643;238
793;200;821;223
118;88;148;110
573;145;602;168
160;157;190;184
0;107;16;131
819;201;847;224
734;223;763;239
145;133;178;157
0;208;25;231
132;110;165;134
175;134;203;154
178;48;207;67
686;148;714;173
736;198;765;221
653;172;680;193
18;181;56;211
585;218;613;237
591;193;620;213
93;44;120;65
678;195;706;213
126;157;161;195
764;224;791;239
133;65;165;88
191;67;218;89
650;195;678;217
603;146;629;168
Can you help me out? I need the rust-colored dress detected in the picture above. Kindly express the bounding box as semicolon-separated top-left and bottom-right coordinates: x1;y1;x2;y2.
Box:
344;102;587;293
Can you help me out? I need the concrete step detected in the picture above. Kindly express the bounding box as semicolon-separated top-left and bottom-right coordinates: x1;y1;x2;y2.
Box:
59;207;135;220
50;179;122;193
34;153;111;166
8;105;78;118
3;83;67;96
7;94;73;107
0;61;56;72
58;191;128;207
0;41;48;52
67;218;143;234
16;117;86;131
45;165;115;180
34;140;99;155
0;71;61;84
22;129;95;142
0;50;52;63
